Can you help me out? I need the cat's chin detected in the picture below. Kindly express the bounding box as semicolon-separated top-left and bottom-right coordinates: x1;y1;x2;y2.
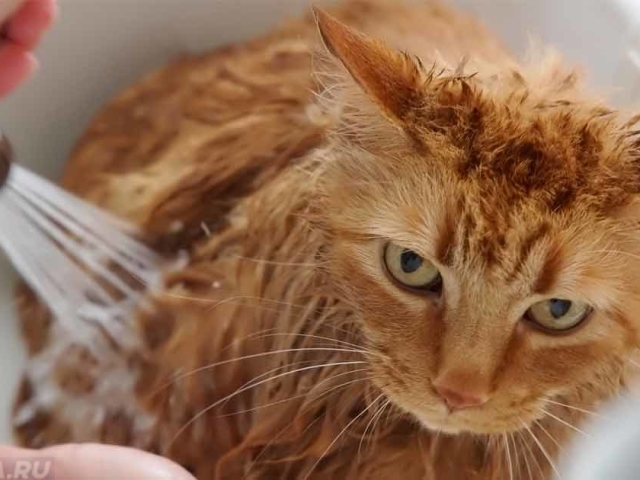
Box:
409;406;541;436
415;413;523;435
413;413;535;435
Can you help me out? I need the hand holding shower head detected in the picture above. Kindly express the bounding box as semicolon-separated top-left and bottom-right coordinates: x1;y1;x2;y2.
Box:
0;131;12;187
0;131;164;346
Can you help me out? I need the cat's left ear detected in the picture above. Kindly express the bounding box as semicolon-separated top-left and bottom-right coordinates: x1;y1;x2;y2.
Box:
313;7;426;125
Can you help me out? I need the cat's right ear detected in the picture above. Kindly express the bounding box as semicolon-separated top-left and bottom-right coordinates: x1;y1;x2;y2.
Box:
313;7;426;126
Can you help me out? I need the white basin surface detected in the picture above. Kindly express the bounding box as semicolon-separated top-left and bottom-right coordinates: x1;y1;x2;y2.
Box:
1;2;640;477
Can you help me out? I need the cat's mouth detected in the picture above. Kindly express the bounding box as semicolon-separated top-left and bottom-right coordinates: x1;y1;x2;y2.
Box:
382;385;543;435
371;363;547;435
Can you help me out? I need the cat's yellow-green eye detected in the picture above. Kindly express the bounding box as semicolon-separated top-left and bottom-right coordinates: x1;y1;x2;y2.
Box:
525;298;592;332
383;242;442;293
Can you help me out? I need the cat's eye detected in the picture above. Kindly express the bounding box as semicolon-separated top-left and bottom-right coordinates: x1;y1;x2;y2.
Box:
383;242;442;293
525;298;592;332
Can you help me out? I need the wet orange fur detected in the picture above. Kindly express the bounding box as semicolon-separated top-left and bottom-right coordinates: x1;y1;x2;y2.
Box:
13;1;640;479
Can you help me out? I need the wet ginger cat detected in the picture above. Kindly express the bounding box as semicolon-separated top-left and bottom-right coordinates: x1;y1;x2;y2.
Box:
13;1;640;479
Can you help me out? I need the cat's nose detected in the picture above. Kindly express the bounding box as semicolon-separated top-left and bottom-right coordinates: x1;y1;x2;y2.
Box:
433;374;490;411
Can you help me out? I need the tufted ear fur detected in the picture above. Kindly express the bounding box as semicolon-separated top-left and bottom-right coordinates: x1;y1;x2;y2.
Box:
313;6;427;126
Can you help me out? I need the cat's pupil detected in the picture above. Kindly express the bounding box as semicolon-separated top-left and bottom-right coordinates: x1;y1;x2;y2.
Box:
549;299;571;318
400;249;423;273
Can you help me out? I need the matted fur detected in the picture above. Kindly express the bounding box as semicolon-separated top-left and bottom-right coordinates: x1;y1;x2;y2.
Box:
12;1;640;479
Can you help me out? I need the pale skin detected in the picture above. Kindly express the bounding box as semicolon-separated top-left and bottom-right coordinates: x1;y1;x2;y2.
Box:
0;444;195;479
0;0;56;97
0;1;194;477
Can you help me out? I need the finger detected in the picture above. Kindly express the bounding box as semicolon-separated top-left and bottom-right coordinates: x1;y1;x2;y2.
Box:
4;0;57;49
0;43;37;98
0;0;25;27
48;444;195;480
0;444;196;480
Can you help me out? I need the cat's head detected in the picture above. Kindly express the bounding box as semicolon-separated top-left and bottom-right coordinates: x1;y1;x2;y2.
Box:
313;8;640;435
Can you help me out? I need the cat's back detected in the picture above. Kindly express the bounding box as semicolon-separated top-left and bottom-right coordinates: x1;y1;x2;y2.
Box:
57;0;509;247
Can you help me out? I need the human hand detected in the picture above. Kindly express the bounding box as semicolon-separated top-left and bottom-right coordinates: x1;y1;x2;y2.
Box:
0;443;196;479
0;0;56;98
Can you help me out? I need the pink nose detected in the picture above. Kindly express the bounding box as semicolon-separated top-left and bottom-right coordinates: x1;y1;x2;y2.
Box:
433;374;489;411
434;384;488;411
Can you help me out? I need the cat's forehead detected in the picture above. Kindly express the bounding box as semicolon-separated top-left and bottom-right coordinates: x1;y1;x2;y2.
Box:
446;192;553;276
408;92;640;284
419;84;640;214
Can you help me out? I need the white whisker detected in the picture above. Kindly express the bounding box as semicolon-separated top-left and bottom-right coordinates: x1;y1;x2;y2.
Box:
357;398;390;461
247;331;366;351
518;425;544;480
521;420;562;480
533;419;564;454
228;254;327;268
169;360;366;446
153;347;367;395
303;393;386;480
628;358;640;369
540;408;591;438
204;295;312;312
220;370;371;417
508;433;521;480
503;433;514;480
370;398;392;437
241;382;372;479
544;398;604;418
515;431;534;480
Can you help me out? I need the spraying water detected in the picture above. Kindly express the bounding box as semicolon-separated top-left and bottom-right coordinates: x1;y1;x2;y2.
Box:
0;132;164;346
